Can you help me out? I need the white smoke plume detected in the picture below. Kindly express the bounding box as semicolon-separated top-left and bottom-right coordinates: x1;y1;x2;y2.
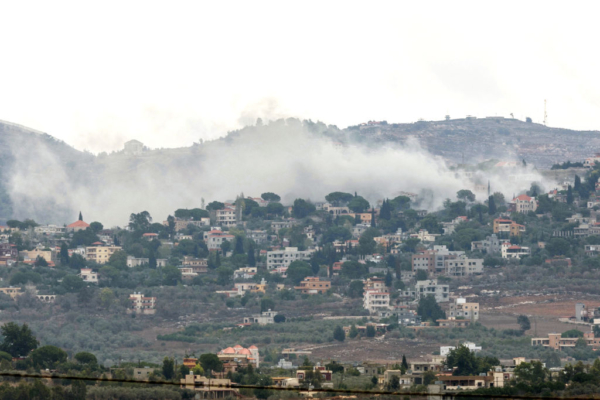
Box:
5;119;556;226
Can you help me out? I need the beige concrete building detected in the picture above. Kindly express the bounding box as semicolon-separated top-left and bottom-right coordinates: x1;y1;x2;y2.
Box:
85;245;122;264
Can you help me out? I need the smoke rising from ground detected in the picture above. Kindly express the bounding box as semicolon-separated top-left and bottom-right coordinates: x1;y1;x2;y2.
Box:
5;120;553;226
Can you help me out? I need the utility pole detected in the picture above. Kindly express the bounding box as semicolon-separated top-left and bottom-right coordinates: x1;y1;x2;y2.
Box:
543;99;548;126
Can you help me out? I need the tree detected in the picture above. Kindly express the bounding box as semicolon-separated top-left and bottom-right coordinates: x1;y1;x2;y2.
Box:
348;280;364;298
348;196;370;213
34;255;48;267
234;236;245;255
99;288;115;309
325;192;354;205
261;298;275;312
517;315;531;332
162;357;175;380
286;261;312;284
488;195;497;215
546;237;571;257
348;325;358;339
199;353;223;373
379;199;392;220
108;250;128;270
514;361;547;386
457;189;476;202
567;185;574;204
90;222;103;233
526;117;532;123
417;295;446;325
358;229;378;255
128;211;152;232
247;242;256;267
390;196;411;211
216;266;233;286
292;199;316;218
415;270;428;281
366;325;376;337
341;261;367;279
385;271;393;287
62;275;85;292
402;238;421;253
575;175;582;192
274;314;286;323
333;326;345;342
261;192;281;202
445;345;480;376
74;351;98;366
206;201;225;211
401;355;408;370
31;345;67;369
0;322;38;357
60;242;69;265
162;265;182;286
71;380;87;400
423;370;438;385
266;202;284;216
387;375;400;391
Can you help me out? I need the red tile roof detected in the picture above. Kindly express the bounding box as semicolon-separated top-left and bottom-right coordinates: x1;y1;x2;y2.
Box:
67;220;90;228
514;194;532;201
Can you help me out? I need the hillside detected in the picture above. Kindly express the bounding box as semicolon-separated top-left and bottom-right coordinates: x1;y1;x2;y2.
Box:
0;117;598;224
344;117;600;168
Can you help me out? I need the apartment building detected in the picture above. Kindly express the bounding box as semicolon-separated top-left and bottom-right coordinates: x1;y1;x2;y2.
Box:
34;225;66;235
444;255;484;276
85;245;122;264
79;268;98;284
215;206;239;227
493;219;526;236
269;219;299;233
471;234;502;253
415;279;449;303
126;256;167;268
448;298;479;321
532;331;600;350
128;292;156;315
266;247;314;270
204;230;235;250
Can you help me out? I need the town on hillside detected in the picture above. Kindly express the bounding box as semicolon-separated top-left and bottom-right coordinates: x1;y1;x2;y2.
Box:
2;160;600;398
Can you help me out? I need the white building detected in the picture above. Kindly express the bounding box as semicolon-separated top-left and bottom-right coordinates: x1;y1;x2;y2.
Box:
79;268;98;284
448;298;480;321
243;309;277;325
34;225;66;235
501;242;531;259
415;279;449;303
128;292;156;315
215;206;238;227
204;230;235;250
126;256;167;268
123;139;144;155
440;342;482;357
266;247;314;270
511;195;537;213
471;234;502;254
444;256;484;276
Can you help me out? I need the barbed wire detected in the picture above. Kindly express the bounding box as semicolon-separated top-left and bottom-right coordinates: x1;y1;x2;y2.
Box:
0;371;590;399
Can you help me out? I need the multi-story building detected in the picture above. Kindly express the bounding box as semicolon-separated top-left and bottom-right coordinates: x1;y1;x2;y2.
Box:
243;309;277;325
20;249;55;264
203;230;235;250
471;234;502;254
126;256;167;268
34;225;66;235
412;246;466;275
128;292;156;315
163;217;210;232
511;195;538;213
444;256;484;276
214;206;239;227
294;277;331;294
415;279;449;303
532;331;600;350
501;242;531;259
493;219;526;236
266;247;314;270
85;245;122;264
448;298;479;321
0;243;17;265
182;257;208;273
234;267;257;279
363;278;391;314
79;268;98;283
247;230;269;244
269;219;299;233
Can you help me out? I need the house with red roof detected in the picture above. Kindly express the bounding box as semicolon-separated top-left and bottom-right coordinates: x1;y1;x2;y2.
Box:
501;242;531;259
66;220;90;232
218;344;260;368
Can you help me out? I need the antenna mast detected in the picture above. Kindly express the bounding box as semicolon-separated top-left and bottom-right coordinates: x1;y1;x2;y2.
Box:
543;99;548;126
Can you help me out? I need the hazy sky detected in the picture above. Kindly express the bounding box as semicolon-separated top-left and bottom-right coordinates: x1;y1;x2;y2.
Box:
1;1;599;153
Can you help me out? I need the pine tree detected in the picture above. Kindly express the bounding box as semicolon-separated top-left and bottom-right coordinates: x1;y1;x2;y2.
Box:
567;185;574;205
380;199;392;221
355;214;361;225
333;326;345;342
60;243;69;265
149;251;157;268
78;211;83;221
371;208;376;228
234;236;245;255
488;196;496;215
247;242;256;267
401;355;408;369
575;175;581;192
216;251;221;267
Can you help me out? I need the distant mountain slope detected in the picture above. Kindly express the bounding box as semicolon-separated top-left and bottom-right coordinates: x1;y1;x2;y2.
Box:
344;118;600;168
0;117;597;225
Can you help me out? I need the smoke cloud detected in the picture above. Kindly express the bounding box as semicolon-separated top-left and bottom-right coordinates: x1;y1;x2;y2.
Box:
5;119;554;226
